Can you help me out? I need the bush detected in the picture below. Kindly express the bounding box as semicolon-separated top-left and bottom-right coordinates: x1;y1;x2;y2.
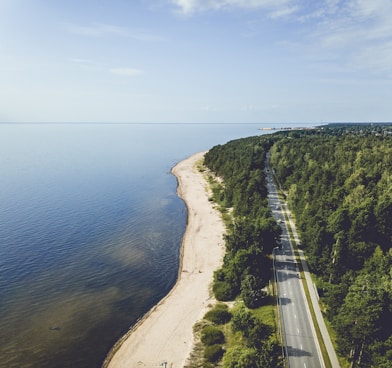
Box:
231;305;254;337
223;346;260;368
201;326;225;345
247;320;272;349
204;344;224;363
213;280;236;301
213;268;240;301
204;304;232;324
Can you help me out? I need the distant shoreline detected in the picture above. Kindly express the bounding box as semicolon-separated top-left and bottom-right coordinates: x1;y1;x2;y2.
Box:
102;151;225;368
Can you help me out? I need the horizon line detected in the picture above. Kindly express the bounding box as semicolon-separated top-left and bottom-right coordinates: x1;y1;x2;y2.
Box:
1;121;391;125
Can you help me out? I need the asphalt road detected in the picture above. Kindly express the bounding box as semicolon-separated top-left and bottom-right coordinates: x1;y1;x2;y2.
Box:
265;156;324;368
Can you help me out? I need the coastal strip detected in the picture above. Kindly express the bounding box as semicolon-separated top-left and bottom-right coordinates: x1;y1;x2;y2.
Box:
102;151;225;368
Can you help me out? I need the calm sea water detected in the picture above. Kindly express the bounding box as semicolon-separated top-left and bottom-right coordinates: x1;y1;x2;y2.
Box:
0;123;302;368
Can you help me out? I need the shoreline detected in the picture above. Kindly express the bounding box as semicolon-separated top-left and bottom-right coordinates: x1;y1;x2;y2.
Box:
102;151;225;368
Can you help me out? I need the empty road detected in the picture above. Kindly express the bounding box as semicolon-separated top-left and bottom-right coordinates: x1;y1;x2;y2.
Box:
266;155;324;368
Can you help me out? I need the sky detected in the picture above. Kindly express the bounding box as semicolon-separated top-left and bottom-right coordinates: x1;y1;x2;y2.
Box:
1;0;392;124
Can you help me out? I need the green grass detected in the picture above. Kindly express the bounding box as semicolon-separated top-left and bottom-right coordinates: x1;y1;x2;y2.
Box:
251;298;276;330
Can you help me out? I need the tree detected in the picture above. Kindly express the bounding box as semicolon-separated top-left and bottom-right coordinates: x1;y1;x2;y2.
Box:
334;275;386;365
241;274;266;309
205;125;392;366
231;305;254;337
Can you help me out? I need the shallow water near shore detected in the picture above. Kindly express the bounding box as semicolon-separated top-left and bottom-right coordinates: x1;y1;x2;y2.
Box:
0;123;301;368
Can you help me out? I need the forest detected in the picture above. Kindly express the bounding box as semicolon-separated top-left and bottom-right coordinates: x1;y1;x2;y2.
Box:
201;135;282;367
203;124;392;367
204;135;281;305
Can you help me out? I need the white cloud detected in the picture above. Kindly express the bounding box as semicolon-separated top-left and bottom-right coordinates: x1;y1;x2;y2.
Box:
169;0;392;78
349;0;392;20
109;68;144;77
70;58;98;66
302;0;392;43
170;0;290;14
253;0;392;78
65;22;165;41
70;58;104;73
268;5;298;19
66;23;127;37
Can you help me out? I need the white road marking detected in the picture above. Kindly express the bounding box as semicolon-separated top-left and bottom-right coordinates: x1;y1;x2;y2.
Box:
297;328;300;335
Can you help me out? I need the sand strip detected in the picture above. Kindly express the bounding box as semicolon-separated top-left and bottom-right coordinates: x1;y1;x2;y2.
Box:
103;151;225;368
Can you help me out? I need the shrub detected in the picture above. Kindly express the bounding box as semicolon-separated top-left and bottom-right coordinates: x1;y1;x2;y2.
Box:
213;268;240;301
213;280;236;301
204;344;224;363
247;320;272;349
231;305;254;337
223;346;260;368
204;304;232;324
201;326;225;345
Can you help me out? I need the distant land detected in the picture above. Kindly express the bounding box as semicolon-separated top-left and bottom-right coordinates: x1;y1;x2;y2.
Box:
259;122;392;133
258;122;392;134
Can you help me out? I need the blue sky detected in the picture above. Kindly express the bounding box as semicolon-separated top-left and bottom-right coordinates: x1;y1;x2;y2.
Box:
1;0;391;123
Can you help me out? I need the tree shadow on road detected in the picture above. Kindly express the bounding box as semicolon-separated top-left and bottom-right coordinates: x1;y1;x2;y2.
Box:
287;345;312;357
279;297;292;305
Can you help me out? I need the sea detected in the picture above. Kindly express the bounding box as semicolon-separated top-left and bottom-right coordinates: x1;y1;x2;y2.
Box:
0;123;308;368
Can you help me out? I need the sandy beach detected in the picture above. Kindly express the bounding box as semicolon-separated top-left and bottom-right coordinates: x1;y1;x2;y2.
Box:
103;151;225;368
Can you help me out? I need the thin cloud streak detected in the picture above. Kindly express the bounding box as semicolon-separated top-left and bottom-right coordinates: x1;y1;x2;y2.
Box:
268;5;298;19
66;23;127;37
191;0;392;78
65;22;165;41
170;0;291;14
302;1;392;76
109;68;144;77
70;59;145;77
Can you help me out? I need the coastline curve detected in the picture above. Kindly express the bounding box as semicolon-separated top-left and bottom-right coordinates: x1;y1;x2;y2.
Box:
102;151;225;368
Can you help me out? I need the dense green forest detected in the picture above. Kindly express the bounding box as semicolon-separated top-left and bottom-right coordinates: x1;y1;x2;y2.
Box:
202;136;282;366
269;125;392;367
203;124;392;367
205;136;281;305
